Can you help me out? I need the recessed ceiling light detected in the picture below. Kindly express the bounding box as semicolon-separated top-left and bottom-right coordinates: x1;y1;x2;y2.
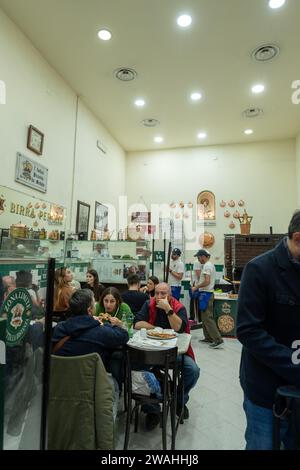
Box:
177;14;192;28
191;92;202;101
197;132;207;139
269;0;286;9
154;136;164;143
97;29;112;41
135;99;145;107
252;84;265;94
244;129;254;135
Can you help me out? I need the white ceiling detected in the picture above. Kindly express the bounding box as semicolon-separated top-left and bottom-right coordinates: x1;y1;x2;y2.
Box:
1;0;300;152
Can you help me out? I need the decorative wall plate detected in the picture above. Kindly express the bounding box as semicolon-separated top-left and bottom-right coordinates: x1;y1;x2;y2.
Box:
228;200;235;208
187;202;193;208
229;221;235;229
224;211;230;218
233;210;240;219
199;231;215;248
179;201;185;208
220;200;226;208
238;200;245;207
170;202;176;208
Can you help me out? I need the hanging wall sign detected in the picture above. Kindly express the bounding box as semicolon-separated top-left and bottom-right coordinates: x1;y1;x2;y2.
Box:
15;152;48;193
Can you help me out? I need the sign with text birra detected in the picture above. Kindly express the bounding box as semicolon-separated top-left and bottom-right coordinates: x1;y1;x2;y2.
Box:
15;152;48;193
1;288;32;347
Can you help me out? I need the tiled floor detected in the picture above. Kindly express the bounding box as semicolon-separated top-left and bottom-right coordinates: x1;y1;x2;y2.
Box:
115;328;246;450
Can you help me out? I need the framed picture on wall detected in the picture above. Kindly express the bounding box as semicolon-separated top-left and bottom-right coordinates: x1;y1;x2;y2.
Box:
27;125;44;155
76;200;90;234
94;201;109;231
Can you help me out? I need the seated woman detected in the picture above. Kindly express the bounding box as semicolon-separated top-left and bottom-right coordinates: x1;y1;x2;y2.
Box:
140;275;159;297
53;267;75;319
84;269;105;302
96;287;132;326
96;286;133;391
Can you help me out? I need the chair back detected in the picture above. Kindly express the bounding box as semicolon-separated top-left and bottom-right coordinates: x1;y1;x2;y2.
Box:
48;353;114;450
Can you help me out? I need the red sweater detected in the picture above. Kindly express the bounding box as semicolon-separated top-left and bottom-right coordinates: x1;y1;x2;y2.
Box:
148;297;195;361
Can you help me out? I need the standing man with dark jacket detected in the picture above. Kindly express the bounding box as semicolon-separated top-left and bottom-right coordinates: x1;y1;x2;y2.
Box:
237;210;300;450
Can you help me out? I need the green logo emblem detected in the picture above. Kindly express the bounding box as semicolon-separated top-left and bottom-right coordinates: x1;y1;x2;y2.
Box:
1;288;32;347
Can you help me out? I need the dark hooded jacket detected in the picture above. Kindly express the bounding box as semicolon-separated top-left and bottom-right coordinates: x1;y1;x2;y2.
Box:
52;315;128;369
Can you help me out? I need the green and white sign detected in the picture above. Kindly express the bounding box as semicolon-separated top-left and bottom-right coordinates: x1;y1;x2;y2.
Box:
0;319;5;450
154;251;165;262
1;288;32;347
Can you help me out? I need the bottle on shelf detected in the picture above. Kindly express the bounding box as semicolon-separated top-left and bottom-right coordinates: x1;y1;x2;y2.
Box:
91;229;96;241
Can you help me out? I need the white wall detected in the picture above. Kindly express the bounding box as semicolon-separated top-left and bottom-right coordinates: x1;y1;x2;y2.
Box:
296;133;300;207
0;8;126;234
126;140;297;263
73;99;126;235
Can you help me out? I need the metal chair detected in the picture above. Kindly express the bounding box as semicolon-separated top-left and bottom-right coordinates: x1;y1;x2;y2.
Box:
123;345;179;450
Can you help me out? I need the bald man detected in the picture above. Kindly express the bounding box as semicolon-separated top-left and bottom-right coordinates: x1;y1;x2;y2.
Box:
135;283;200;429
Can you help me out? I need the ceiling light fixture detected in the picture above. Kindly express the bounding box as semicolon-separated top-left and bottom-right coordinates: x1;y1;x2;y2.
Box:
114;67;137;81
141;118;160;127
197;132;207;139
252;84;265;94
191;92;202;101
243;107;264;118
269;0;286;9
177;14;192;28
97;29;112;41
154;136;164;143
135;99;145;107
252;43;280;62
244;129;254;135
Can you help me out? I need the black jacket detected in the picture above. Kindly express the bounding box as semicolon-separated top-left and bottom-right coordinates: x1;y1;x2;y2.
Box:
237;238;300;408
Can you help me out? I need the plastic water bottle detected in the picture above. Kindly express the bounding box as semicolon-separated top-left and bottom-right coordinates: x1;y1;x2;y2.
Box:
121;313;128;331
126;311;134;339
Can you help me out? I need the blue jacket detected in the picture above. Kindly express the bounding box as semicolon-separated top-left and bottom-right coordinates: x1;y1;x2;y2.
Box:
237;238;300;408
52;315;128;369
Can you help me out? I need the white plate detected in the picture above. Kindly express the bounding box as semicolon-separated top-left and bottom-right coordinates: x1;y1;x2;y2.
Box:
146;332;177;341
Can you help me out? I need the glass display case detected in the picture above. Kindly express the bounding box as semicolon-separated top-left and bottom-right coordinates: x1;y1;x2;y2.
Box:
0;230;65;261
0;231;151;285
64;239;151;284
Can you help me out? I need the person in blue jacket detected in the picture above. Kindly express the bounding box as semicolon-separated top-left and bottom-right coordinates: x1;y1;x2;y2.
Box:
52;288;129;390
237;210;300;450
